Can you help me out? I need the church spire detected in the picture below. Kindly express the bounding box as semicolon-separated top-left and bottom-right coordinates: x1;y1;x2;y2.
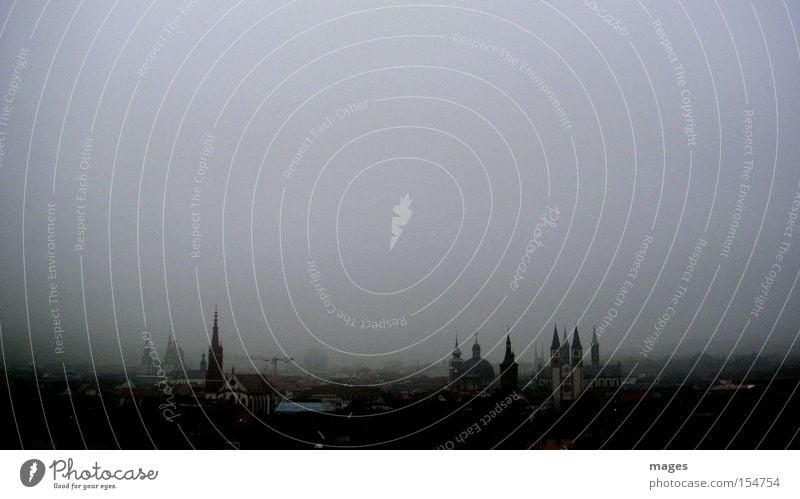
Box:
448;334;464;386
550;324;560;350
570;324;584;397
571;325;582;349
499;333;518;392
503;334;514;363
452;335;462;358
205;305;225;391
212;305;220;348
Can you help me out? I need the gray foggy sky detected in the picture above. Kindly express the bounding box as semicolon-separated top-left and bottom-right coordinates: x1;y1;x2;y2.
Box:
1;0;799;375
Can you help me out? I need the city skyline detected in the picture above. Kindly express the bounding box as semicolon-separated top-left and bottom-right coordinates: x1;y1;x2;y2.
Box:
1;0;800;453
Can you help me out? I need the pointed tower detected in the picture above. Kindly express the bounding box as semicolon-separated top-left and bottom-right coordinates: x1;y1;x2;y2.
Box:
164;334;181;375
571;326;584;397
448;336;464;386
199;352;207;373
591;325;600;369
205;306;225;392
557;326;573;401
141;339;154;376
499;333;518;392
471;334;481;359
550;325;562;411
550;325;560;367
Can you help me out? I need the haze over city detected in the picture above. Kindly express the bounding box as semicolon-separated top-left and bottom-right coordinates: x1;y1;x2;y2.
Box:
1;1;799;375
1;1;800;454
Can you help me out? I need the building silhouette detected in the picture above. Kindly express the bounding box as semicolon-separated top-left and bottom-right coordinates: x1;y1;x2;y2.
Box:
163;334;184;375
205;306;225;391
199;352;207;373
537;324;622;411
212;369;274;415
140;340;154;376
448;335;495;392
499;334;519;392
448;337;464;385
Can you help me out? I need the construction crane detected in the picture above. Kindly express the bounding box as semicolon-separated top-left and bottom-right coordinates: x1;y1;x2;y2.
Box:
269;357;293;376
252;356;294;376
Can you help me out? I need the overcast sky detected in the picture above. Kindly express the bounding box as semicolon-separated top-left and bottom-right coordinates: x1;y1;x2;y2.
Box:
1;1;799;377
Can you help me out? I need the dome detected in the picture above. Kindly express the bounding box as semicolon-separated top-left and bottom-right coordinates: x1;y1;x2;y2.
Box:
460;357;495;381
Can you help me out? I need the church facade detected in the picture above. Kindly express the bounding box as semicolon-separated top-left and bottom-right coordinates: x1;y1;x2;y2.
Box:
201;307;275;415
536;325;623;411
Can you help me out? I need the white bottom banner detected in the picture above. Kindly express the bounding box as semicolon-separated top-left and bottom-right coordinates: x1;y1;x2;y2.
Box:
0;450;797;498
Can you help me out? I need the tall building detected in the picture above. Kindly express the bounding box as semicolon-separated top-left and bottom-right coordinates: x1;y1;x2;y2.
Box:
448;335;495;392
551;326;582;405
583;325;622;391
541;324;621;411
562;328;573;399
205;306;224;392
550;325;562;411
461;336;495;391
448;337;464;386
570;326;584;398
199;352;207;373
499;334;519;392
140;339;154;376
163;334;184;375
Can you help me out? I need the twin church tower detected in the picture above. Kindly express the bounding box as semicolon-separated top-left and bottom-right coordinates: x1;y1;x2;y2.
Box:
446;323;605;409
549;324;599;411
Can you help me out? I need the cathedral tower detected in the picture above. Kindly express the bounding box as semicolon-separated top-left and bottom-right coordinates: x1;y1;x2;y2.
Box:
591;325;599;369
550;325;561;411
163;334;185;376
571;326;584;397
499;334;518;392
471;335;481;360
559;328;573;401
140;339;154;376
448;336;464;386
205;306;224;392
